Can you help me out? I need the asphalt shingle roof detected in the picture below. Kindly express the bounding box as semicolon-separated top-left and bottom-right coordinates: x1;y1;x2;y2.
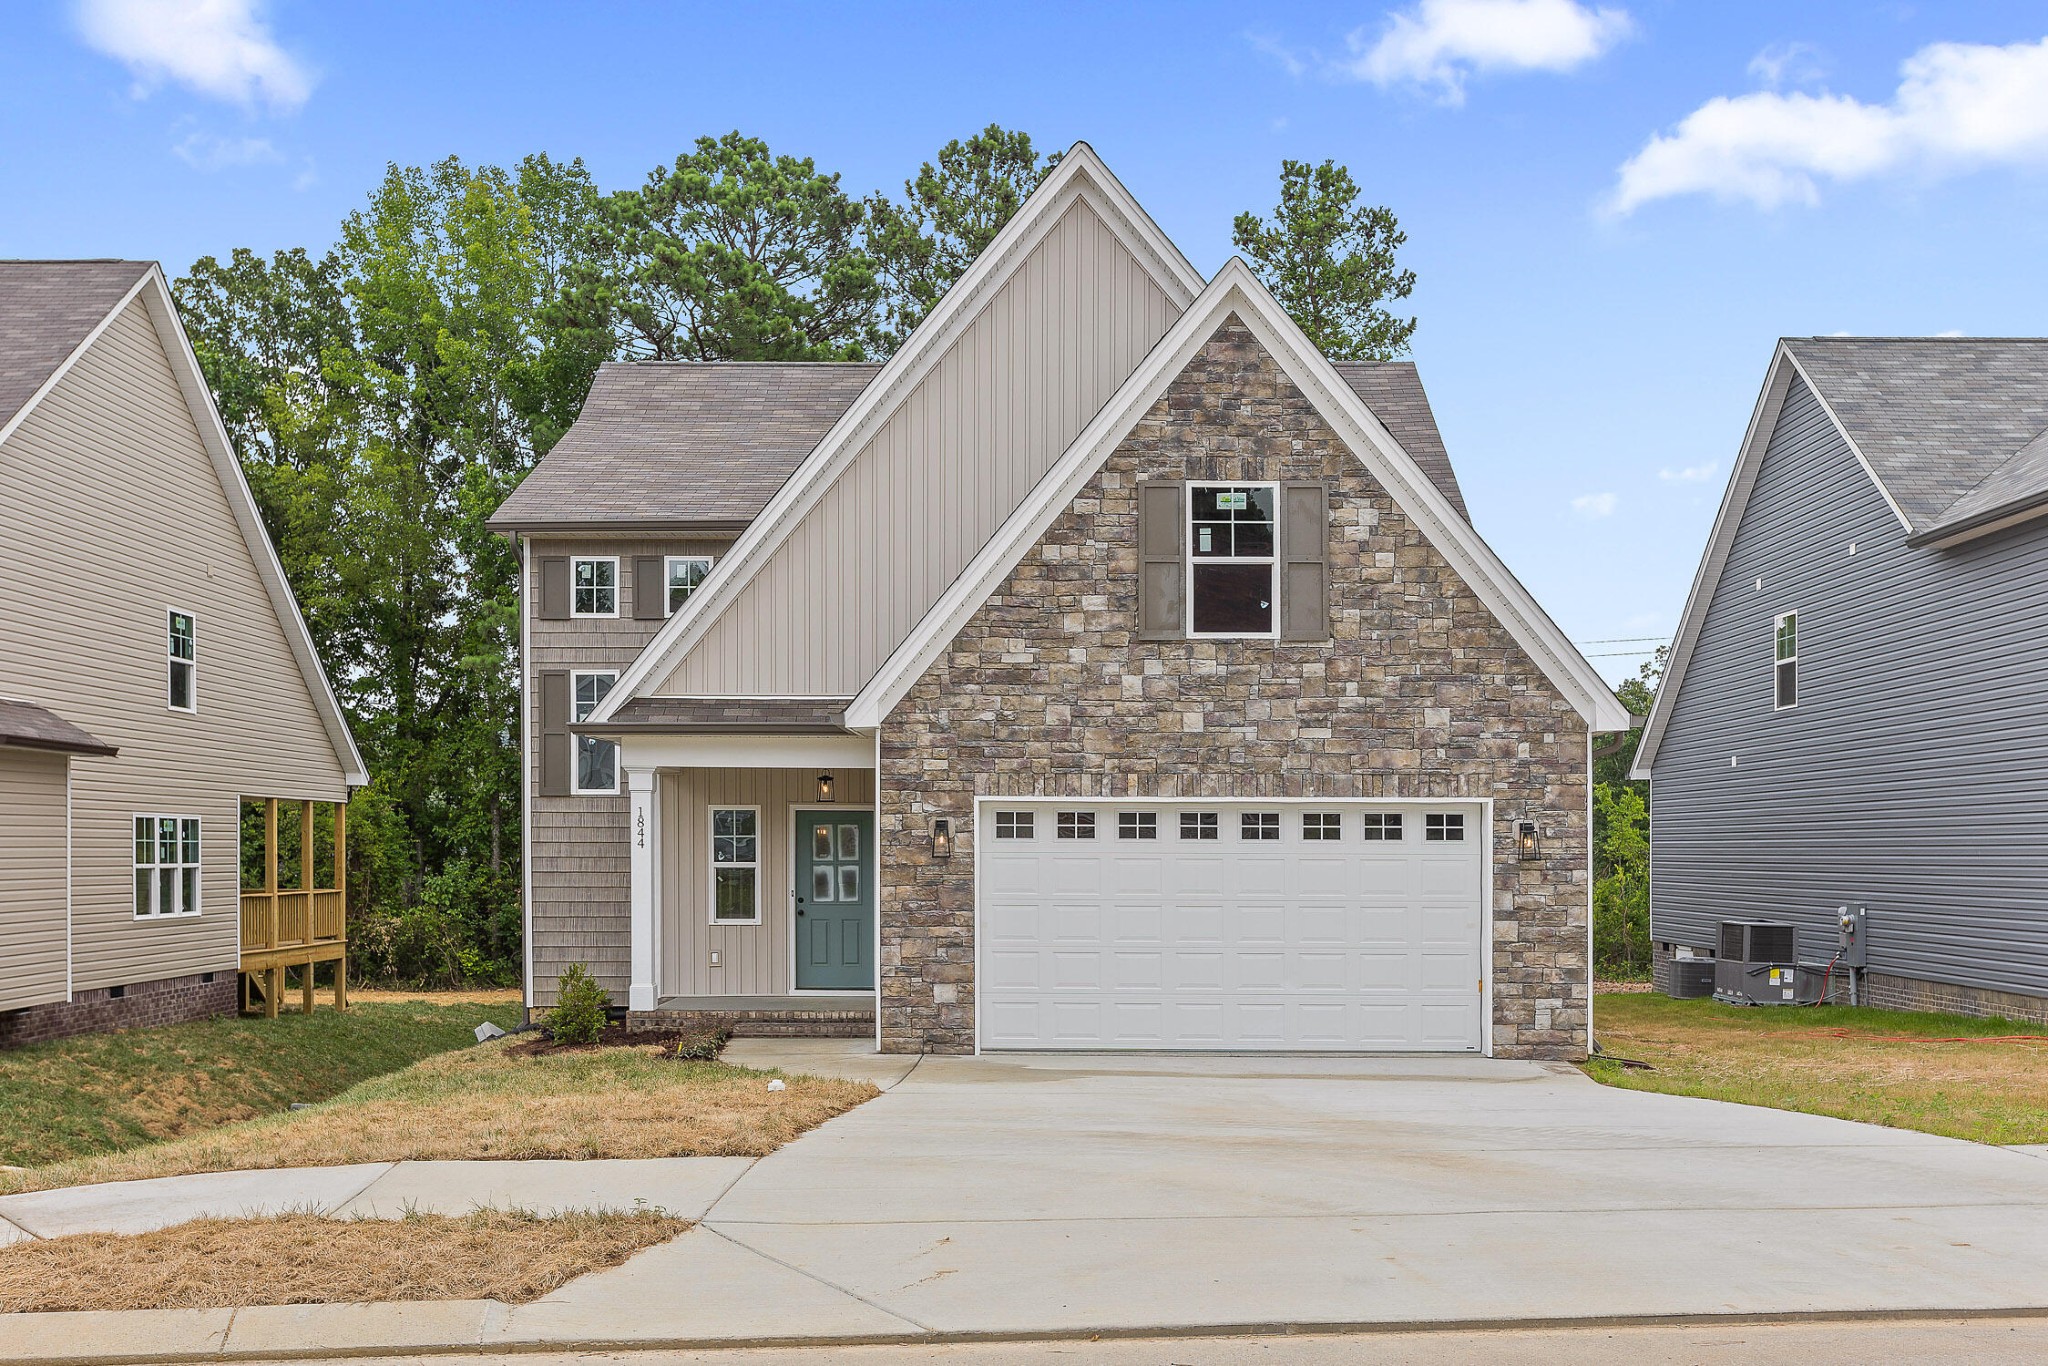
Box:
591;697;852;733
0;698;119;756
0;261;153;433
1783;338;2048;535
492;355;1470;532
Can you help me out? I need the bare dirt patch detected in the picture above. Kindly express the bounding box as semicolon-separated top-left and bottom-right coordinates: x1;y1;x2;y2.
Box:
0;1209;685;1313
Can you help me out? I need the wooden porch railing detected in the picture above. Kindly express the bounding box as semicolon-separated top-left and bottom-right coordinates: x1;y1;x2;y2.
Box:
240;797;348;1017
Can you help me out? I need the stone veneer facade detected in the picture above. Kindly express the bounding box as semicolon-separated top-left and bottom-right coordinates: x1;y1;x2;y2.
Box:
878;318;1591;1059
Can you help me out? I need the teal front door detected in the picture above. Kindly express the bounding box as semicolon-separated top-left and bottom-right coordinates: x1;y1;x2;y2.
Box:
795;810;873;990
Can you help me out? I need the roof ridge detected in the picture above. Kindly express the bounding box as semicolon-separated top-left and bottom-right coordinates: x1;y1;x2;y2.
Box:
1787;335;2048;344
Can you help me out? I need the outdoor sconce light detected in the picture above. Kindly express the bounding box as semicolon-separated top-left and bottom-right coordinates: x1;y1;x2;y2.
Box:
816;772;835;804
932;818;954;859
1517;821;1541;862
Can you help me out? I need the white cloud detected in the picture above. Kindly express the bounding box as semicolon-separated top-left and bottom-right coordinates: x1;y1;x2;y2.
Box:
76;0;314;112
173;130;281;170
1658;462;1719;483
1611;35;2048;213
1747;41;1826;90
1344;0;1632;104
1572;491;1618;517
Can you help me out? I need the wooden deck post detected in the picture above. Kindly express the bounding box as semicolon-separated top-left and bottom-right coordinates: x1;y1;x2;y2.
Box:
333;799;349;1012
265;798;279;954
266;965;282;1020
300;800;315;1013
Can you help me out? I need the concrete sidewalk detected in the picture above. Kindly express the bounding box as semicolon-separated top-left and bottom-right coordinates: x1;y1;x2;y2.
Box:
9;1040;2048;1362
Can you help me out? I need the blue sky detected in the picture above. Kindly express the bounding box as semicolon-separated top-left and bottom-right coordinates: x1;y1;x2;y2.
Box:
7;1;2048;683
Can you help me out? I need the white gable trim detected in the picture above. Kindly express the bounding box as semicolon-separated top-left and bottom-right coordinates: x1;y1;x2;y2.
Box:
0;267;152;451
848;259;1629;732
138;269;369;786
590;143;1205;724
1629;343;1907;779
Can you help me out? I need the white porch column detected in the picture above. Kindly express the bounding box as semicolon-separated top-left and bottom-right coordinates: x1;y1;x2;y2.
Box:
626;766;662;1012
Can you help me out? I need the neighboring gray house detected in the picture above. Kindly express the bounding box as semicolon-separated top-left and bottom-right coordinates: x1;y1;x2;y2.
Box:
0;261;365;1047
490;145;1628;1058
1634;338;2048;1020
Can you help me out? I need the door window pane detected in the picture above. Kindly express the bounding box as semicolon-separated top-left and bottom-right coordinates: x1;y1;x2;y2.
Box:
838;865;861;902
837;824;859;860
813;826;833;860
812;866;835;901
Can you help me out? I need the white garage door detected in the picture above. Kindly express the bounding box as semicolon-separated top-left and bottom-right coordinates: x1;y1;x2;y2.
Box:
977;801;1487;1052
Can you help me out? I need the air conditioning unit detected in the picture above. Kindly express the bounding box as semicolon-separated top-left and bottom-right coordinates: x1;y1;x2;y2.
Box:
1668;958;1716;999
1714;919;1801;1006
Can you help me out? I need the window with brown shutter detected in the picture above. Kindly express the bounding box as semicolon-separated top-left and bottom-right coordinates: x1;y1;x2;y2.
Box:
1137;481;1184;640
1279;481;1330;641
538;670;571;796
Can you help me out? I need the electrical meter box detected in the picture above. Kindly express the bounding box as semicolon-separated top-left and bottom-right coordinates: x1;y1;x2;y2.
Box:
1837;904;1867;969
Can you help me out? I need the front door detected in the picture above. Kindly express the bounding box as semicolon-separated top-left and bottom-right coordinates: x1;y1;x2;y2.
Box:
795;810;873;990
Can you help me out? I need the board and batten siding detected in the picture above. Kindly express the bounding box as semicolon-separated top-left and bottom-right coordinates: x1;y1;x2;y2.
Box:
658;767;874;996
0;749;71;1010
659;194;1181;697
1649;376;2048;997
524;535;731;1007
0;298;351;994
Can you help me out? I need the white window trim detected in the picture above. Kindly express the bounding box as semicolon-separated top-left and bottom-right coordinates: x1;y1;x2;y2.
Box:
569;670;621;795
710;804;763;925
664;555;715;617
133;814;201;919
570;556;620;619
1773;609;1800;711
1185;481;1280;640
166;606;198;713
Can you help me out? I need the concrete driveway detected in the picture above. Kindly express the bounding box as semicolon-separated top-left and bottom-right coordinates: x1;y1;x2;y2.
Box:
505;1039;2048;1344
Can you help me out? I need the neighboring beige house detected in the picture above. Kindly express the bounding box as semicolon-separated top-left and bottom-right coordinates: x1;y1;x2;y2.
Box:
0;261;365;1047
491;146;1628;1058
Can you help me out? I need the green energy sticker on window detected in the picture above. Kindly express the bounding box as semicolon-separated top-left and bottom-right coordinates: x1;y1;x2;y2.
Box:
1216;491;1248;510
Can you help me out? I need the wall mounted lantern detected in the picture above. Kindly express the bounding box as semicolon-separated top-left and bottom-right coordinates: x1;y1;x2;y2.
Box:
932;818;954;859
816;772;835;804
1517;821;1541;862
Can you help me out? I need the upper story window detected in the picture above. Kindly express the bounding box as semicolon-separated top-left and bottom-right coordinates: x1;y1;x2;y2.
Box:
666;556;713;615
1188;484;1277;637
1774;611;1799;709
572;557;618;617
572;671;619;794
167;610;196;712
135;816;200;917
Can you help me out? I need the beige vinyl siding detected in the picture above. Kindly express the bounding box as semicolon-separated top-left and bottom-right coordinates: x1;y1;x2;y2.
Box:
0;748;72;1010
0;298;351;993
660;194;1180;696
658;766;873;996
525;536;731;1007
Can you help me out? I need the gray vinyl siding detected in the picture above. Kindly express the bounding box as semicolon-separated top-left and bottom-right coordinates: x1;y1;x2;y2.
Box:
660;193;1181;697
0;749;70;1010
659;766;874;996
525;535;731;1007
1649;376;2048;997
0;298;351;995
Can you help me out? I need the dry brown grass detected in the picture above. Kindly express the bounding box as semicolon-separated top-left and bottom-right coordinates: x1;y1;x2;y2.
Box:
0;1210;686;1313
346;988;525;1007
4;1040;877;1194
1588;991;2048;1143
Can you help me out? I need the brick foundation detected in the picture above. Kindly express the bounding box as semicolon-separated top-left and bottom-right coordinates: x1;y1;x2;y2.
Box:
1653;941;2048;1022
0;969;237;1049
880;318;1591;1059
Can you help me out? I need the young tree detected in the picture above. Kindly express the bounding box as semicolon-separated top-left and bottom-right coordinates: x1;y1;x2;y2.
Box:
1232;159;1417;360
869;125;1058;344
1591;650;1662;977
567;132;883;362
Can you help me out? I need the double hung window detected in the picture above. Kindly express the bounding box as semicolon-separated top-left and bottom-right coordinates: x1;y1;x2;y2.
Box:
1188;484;1278;636
711;807;760;922
571;671;618;794
167;610;196;711
666;556;713;614
1774;612;1799;709
134;816;200;917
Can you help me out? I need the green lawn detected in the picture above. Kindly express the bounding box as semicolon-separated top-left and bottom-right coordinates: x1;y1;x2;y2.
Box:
1587;990;2048;1144
0;996;522;1169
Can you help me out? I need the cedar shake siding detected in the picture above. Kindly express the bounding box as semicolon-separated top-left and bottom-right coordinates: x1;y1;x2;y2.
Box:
879;320;1590;1058
525;535;731;1007
0;292;352;1005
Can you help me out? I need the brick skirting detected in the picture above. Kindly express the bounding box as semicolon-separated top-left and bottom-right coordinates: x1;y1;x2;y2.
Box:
0;969;237;1049
1653;941;2048;1023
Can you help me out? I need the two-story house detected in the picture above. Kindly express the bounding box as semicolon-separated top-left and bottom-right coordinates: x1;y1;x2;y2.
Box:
490;146;1629;1058
0;261;364;1046
1635;338;2048;1020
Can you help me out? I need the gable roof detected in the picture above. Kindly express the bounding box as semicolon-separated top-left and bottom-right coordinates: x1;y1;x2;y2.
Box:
0;261;154;441
1633;338;2048;778
1330;362;1467;519
846;260;1628;732
0;697;119;757
489;361;884;534
0;263;367;785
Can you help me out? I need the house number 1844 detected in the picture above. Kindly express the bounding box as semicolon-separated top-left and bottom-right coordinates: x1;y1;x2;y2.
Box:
635;808;646;849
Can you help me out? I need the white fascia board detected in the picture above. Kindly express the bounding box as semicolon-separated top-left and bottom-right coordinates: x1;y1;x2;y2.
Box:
140;269;370;787
1629;342;1912;778
850;258;1629;733
588;143;1206;725
616;732;874;771
0;267;152;452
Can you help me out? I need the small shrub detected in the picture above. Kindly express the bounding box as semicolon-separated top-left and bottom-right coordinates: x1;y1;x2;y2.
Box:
545;965;611;1045
665;1028;730;1062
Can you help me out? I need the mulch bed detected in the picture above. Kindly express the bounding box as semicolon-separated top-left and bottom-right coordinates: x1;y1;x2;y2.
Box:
506;1024;727;1060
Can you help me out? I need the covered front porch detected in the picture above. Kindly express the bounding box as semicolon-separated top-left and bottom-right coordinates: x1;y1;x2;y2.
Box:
598;703;880;1028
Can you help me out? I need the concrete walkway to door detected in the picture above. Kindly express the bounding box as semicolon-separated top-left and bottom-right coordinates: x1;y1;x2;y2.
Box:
529;1036;2048;1342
